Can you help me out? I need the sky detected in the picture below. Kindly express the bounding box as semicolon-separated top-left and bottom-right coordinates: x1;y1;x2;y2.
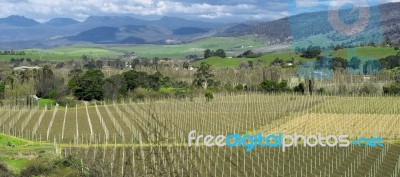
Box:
0;0;399;23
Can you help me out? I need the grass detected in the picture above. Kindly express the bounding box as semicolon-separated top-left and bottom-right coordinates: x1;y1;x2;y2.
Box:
0;158;29;170
0;133;54;173
194;46;399;68
0;36;266;60
38;99;54;106
0;37;265;60
0;45;124;61
0;133;29;147
193;52;311;68
110;36;266;58
0;37;396;62
159;87;190;93
333;46;398;61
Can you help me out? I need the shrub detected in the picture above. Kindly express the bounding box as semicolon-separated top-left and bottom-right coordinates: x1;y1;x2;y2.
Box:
293;83;305;94
317;88;326;95
0;163;13;177
260;80;290;92
205;92;214;102
383;82;400;95
360;83;380;95
20;158;52;177
235;84;244;91
338;85;348;95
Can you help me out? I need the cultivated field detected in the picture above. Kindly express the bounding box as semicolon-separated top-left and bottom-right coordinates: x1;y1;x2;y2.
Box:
0;93;399;176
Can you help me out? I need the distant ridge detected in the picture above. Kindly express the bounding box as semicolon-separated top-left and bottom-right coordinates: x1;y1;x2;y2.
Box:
44;18;80;27
0;15;40;27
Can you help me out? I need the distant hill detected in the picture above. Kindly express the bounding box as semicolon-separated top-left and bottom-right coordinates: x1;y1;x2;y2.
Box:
220;2;400;46
0;15;221;48
44;18;80;27
67;25;169;44
68;27;119;43
173;27;210;35
0;15;40;27
154;16;219;29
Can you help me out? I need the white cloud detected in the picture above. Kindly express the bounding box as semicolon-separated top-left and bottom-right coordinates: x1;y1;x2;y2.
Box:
0;0;396;22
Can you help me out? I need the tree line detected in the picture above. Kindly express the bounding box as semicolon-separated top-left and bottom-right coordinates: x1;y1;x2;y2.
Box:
0;50;25;55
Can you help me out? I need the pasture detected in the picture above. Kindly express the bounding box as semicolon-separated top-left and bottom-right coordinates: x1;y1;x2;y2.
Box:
0;36;266;60
195;46;399;68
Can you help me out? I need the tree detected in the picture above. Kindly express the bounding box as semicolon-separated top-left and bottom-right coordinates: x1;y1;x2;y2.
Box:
35;65;55;98
260;80;289;92
84;59;96;69
301;46;321;58
193;62;214;89
293;83;305;94
55;62;65;69
122;70;164;91
131;58;141;68
123;70;140;91
0;82;4;99
315;56;332;69
248;60;254;68
204;49;213;59
348;57;361;69
238;50;260;58
383;82;400;95
5;76;14;90
148;71;166;91
363;60;381;74
67;69;83;94
215;49;226;58
95;60;104;69
103;74;126;100
239;50;254;58
183;62;190;70
332;57;347;70
205;92;214;102
235;84;244;91
71;69;105;101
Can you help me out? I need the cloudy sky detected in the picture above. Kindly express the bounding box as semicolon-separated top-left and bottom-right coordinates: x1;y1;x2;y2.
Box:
0;0;398;23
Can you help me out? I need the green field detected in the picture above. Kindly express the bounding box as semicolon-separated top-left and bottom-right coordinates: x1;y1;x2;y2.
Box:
0;133;54;173
194;46;399;68
333;46;398;60
194;52;310;68
0;37;397;70
0;46;124;60
0;37;266;60
109;36;266;58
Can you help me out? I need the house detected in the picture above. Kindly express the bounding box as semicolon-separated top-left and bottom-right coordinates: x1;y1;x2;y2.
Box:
13;66;41;71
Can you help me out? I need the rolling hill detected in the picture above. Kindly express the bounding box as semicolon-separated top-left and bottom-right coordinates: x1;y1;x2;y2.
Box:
221;2;400;46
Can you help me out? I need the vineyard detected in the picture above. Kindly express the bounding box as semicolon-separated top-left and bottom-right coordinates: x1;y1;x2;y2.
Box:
0;93;399;176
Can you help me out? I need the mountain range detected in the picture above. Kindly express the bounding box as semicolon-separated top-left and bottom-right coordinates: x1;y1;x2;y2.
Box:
1;2;400;49
0;15;222;48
